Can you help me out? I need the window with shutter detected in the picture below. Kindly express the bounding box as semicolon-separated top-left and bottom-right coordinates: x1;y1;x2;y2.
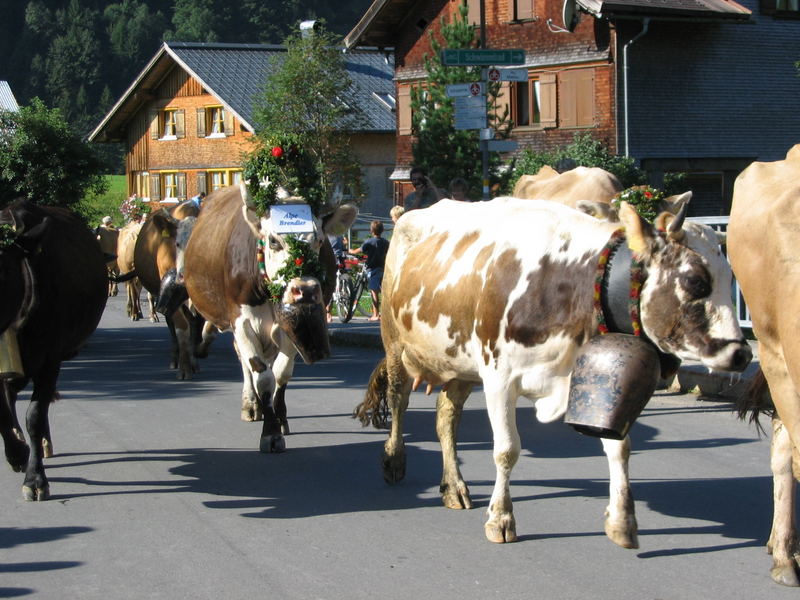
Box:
509;0;535;20
149;110;159;139
175;110;185;139
539;72;557;128
224;108;234;136
510;72;555;129
197;108;207;138
398;86;412;135
558;68;594;128
150;173;161;201
197;172;207;195
177;172;187;200
162;172;179;199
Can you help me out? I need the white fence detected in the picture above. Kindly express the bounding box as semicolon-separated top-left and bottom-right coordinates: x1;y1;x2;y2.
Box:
347;213;752;329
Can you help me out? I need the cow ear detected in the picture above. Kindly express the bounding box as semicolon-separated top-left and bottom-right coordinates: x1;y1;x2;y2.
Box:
151;212;176;239
619;201;655;256
322;203;358;236
577;200;618;222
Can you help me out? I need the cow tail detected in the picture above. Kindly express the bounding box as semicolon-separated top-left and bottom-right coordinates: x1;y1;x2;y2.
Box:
109;269;138;283
353;357;390;429
735;367;774;436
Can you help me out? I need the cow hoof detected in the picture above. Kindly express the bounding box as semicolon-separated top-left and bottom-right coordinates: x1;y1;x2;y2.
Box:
259;434;286;453
484;515;517;543
771;564;800;587
440;481;473;509
280;422;290;435
381;452;406;484
22;484;50;501
6;441;29;472
604;519;639;549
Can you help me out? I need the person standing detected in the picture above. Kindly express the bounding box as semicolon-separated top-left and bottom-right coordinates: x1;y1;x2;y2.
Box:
403;166;443;211
448;177;473;202
351;220;390;321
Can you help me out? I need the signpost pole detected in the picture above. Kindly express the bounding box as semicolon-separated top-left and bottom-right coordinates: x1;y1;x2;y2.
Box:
479;0;490;201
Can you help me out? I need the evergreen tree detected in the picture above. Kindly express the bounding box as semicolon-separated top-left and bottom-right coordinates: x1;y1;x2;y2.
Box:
410;2;511;199
167;0;231;43
250;25;365;202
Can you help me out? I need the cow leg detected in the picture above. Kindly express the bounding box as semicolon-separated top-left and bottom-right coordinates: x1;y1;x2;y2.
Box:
382;350;412;483
195;319;217;359
767;417;800;586
147;291;159;323
600;435;638;549
436;380;473;509
272;349;296;435
22;372;57;501
166;310;197;380
0;380;28;472
484;382;519;543
233;323;282;452
127;280;142;321
234;340;262;422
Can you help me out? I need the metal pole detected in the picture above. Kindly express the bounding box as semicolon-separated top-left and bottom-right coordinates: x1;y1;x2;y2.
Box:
480;0;489;200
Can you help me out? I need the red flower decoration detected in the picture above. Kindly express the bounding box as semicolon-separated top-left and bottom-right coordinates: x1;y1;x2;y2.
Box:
271;146;283;158
644;191;653;199
294;257;304;266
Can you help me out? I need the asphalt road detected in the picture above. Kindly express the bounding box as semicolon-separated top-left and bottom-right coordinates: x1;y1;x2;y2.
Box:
0;294;791;599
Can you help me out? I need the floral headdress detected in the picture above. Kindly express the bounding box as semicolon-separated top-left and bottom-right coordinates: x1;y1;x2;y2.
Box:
243;135;326;218
258;235;325;303
0;224;16;249
611;185;665;223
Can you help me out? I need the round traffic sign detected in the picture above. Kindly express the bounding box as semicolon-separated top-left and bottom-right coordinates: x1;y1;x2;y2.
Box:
488;68;500;82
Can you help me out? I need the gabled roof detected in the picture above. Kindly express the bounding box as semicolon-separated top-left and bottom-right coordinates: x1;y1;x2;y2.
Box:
344;0;750;49
90;41;395;143
0;81;19;112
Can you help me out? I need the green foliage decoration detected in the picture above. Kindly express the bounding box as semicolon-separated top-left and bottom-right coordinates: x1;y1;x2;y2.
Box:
242;135;326;218
612;185;665;223
259;235;325;304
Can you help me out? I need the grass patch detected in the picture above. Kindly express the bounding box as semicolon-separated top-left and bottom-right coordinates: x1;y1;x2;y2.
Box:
77;174;127;228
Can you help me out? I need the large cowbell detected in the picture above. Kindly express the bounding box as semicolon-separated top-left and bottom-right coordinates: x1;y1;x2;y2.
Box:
565;333;661;440
274;301;330;365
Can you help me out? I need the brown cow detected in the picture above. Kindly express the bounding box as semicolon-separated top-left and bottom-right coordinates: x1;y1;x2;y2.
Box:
729;143;800;587
116;220;157;322
183;184;354;451
356;197;750;546
512;165;622;217
96;223;120;296
133;201;201;379
0;199;107;500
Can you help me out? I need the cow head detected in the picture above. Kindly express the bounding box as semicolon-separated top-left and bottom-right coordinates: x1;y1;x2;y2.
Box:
618;201;751;372
0;200;48;334
241;183;357;363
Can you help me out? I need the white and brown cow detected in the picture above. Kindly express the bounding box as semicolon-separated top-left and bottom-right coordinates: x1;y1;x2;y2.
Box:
729;144;800;587
357;197;751;546
512;165;622;218
183;184;355;452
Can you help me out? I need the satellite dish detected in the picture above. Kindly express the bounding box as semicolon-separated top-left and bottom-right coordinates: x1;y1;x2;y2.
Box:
562;0;580;32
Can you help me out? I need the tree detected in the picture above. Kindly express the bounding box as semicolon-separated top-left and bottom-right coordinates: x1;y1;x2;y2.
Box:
410;2;511;199
0;98;108;210
249;24;365;204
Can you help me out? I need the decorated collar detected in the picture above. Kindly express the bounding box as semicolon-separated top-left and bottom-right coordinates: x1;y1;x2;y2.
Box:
0;224;16;249
593;229;645;336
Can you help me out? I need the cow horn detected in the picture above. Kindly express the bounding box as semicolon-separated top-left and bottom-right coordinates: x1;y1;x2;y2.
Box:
666;201;688;240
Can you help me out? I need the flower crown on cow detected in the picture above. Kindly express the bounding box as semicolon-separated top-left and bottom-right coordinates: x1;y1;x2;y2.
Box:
611;185;665;223
243;135;326;218
0;224;16;249
259;234;325;303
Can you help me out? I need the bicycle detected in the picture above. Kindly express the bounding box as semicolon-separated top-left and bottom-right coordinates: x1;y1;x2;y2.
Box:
332;256;371;323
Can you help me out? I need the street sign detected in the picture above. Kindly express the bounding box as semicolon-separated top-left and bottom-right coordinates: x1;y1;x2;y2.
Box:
441;48;525;66
454;95;486;130
487;140;519;152
445;82;485;98
499;68;528;82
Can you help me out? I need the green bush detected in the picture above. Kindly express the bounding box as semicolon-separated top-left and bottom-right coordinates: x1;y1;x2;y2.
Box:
77;174;127;228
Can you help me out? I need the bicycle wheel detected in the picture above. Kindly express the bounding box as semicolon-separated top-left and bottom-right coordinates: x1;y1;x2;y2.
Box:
347;275;366;321
354;276;372;317
336;274;354;323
